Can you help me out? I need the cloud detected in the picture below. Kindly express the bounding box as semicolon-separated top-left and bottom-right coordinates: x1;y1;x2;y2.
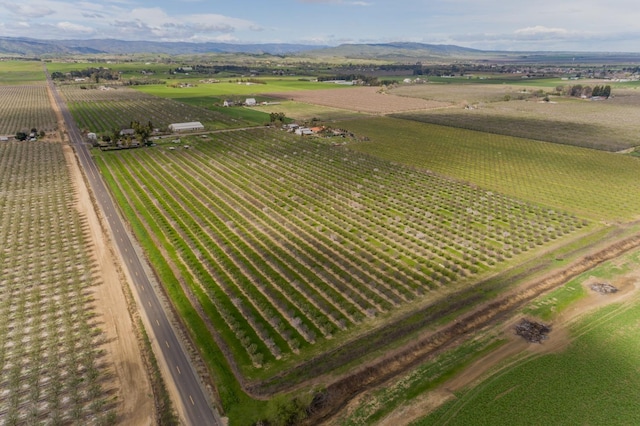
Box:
82;12;105;19
515;26;570;38
427;25;640;52
105;8;262;41
56;21;94;34
0;2;55;18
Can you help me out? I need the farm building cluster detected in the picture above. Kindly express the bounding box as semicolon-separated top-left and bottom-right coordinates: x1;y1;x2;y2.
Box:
284;123;350;138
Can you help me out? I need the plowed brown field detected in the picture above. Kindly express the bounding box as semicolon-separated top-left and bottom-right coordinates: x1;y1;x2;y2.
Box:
268;86;451;114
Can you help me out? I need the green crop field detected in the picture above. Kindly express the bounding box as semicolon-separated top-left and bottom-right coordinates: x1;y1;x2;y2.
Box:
0;60;46;85
134;77;353;99
340;117;640;222
414;248;640;426
92;127;600;423
58;84;259;133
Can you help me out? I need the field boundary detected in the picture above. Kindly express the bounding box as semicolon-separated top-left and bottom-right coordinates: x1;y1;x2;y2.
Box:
304;228;640;424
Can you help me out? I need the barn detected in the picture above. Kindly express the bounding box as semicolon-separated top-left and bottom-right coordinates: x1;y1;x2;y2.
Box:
169;122;205;132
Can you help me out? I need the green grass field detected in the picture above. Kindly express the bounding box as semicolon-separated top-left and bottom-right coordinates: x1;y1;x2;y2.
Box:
340;117;640;222
0;60;46;85
133;77;352;98
415;248;640;426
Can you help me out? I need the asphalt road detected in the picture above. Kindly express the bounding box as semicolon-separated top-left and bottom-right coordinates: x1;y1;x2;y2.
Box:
45;70;222;426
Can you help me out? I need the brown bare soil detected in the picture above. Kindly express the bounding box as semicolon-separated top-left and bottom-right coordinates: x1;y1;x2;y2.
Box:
50;85;155;425
390;83;524;105
268;86;451;114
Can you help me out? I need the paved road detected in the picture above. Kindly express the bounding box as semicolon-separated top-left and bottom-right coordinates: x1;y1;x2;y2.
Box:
45;69;222;426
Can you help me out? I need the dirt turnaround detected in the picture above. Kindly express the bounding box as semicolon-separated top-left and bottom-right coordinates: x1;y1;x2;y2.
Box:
50;84;155;424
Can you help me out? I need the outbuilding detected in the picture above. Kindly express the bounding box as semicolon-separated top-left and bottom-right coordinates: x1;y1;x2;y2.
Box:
168;122;205;132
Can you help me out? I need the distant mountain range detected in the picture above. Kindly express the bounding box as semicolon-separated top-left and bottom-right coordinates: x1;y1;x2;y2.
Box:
2;37;640;63
0;37;327;56
307;42;484;60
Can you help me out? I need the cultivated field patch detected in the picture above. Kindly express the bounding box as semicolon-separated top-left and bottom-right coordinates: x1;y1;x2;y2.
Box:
246;100;368;122
95;128;585;388
0;141;116;424
268;86;451;114
0;61;46;85
394;91;640;151
133;78;347;100
390;82;536;105
341;117;640;221
58;84;251;134
0;85;58;135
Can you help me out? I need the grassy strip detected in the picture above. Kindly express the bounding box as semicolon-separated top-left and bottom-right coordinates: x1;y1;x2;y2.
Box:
133;78;352;98
525;234;640;320
340;336;505;425
137;318;180;425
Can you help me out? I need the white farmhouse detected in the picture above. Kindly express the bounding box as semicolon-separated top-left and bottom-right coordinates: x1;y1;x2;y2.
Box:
245;98;257;106
295;127;314;136
168;122;205;132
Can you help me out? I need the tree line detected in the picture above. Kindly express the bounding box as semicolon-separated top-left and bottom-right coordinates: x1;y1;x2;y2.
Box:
316;74;396;86
51;67;120;82
561;84;612;98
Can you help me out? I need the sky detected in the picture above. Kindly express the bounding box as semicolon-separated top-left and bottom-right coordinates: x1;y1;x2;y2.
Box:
1;0;639;52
